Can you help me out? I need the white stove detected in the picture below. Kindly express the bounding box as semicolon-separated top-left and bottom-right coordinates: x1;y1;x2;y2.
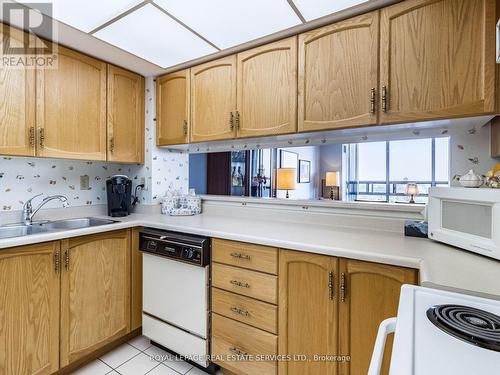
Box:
369;285;500;375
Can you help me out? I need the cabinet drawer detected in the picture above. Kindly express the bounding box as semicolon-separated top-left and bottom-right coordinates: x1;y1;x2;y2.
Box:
212;313;277;375
213;238;278;274
212;288;277;334
212;263;278;304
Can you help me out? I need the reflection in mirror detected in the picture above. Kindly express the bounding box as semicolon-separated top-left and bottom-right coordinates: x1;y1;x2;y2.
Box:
188;137;450;203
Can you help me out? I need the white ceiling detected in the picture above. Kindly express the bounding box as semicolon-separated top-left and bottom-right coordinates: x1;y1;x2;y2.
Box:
22;0;369;69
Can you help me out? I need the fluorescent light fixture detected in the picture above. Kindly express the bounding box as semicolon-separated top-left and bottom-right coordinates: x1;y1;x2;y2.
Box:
35;0;144;32
94;4;217;68
292;0;369;21
153;0;302;49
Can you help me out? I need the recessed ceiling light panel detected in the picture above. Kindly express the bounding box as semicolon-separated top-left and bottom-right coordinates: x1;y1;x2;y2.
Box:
154;0;302;49
94;4;217;68
37;0;144;32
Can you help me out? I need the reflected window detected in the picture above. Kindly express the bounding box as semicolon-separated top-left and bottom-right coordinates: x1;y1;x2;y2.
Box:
344;137;450;203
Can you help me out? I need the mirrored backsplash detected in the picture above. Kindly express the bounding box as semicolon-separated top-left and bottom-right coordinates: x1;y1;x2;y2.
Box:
188;122;497;204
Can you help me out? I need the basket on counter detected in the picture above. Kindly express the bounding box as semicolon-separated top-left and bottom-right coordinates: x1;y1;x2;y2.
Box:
161;194;201;216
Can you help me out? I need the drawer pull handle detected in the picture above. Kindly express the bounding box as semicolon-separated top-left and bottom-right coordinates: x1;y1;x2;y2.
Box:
230;280;250;288
230;306;250;317
230;252;251;260
229;347;249;357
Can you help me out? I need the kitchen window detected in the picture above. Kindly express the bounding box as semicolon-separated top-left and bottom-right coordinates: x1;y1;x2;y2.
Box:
343;137;450;203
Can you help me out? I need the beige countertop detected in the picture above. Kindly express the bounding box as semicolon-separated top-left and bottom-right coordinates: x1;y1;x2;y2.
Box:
0;206;499;300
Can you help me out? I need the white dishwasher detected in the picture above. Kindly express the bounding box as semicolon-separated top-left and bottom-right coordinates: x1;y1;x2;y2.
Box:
139;228;212;369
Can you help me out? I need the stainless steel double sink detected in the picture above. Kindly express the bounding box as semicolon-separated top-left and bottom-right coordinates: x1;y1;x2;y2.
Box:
0;217;119;240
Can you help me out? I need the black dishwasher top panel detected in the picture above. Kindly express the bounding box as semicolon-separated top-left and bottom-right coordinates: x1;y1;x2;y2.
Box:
139;228;210;267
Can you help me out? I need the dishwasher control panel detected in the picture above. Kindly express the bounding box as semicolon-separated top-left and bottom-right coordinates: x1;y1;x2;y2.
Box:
139;228;210;267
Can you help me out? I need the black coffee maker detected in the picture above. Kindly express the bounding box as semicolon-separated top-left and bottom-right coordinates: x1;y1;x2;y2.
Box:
106;175;132;217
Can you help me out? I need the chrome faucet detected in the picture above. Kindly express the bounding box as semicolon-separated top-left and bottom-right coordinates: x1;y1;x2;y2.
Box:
22;194;69;225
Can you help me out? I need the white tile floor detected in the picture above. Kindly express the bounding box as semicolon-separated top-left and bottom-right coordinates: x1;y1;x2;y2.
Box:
71;336;222;375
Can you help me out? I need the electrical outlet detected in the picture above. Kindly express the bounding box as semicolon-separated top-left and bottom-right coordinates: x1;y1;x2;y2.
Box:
140;177;147;191
80;175;90;190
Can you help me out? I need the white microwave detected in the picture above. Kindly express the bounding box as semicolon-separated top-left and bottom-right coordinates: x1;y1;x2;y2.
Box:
428;187;500;260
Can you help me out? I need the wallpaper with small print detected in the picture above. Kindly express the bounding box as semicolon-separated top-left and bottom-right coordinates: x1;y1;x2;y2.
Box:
0;77;188;212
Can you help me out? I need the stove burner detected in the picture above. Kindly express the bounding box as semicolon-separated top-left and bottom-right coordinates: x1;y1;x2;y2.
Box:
427;304;500;352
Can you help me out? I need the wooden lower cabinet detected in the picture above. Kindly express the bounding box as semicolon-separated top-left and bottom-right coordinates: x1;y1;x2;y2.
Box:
0;242;60;375
278;250;417;375
338;259;417;375
60;230;131;366
131;227;143;331
279;250;339;375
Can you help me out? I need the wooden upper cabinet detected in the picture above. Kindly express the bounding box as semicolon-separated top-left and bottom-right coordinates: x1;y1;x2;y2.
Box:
0;242;60;375
338;259;417;375
60;230;131;366
0;26;36;157
36;45;107;160
237;37;297;138
380;0;496;123
279;250;338;375
107;65;145;163
298;11;379;132
191;56;237;142
156;69;190;146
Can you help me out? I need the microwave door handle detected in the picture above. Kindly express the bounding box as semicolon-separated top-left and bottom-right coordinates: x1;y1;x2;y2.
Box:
368;317;397;375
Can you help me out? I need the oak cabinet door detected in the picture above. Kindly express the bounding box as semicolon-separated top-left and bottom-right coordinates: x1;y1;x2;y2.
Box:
0;26;36;157
338;259;417;375
298;12;379;132
60;230;131;366
36;45;107;160
279;250;338;375
107;65;145;163
191;56;236;142
379;0;496;123
0;242;60;375
156;69;190;146
237;37;297;138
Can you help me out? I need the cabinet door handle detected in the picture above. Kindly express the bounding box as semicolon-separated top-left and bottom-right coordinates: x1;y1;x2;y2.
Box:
230;252;251;260
381;86;388;113
64;249;70;271
328;271;334;300
39;128;45;148
230;306;250;317
370;88;376;114
54;251;60;273
230;112;235;130
229;347;248;357
183;120;188;136
29;127;35;148
340;272;346;302
109;137;115;153
235;111;240;130
230;279;250;288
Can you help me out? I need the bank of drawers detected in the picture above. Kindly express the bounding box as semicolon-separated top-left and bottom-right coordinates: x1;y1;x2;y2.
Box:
211;239;279;375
